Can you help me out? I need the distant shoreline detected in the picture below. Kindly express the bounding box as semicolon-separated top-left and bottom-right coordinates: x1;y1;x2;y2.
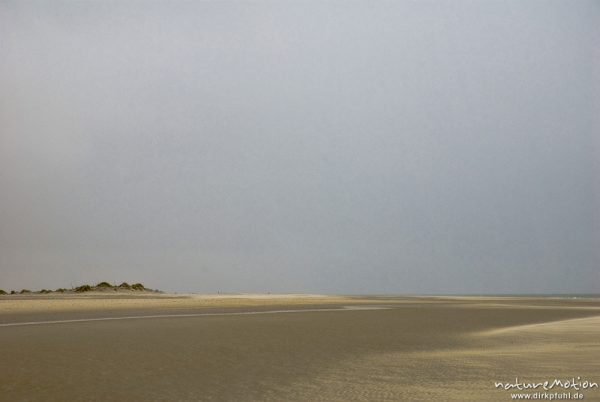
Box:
3;290;600;299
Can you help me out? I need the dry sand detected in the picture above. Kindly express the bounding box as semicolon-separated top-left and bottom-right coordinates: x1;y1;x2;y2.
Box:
1;294;599;401
0;293;349;314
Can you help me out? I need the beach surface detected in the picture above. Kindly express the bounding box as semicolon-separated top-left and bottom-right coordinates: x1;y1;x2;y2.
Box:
1;294;599;401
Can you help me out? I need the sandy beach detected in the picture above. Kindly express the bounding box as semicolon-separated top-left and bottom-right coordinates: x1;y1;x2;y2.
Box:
1;294;599;401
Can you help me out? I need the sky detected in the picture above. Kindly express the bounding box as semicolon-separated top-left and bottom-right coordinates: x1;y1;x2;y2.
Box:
1;0;598;294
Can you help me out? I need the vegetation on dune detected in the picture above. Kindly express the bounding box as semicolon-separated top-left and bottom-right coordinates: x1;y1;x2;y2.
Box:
75;282;149;292
75;284;92;292
3;282;156;294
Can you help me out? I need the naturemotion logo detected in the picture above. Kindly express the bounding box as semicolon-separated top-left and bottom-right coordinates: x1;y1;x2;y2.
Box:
494;377;598;392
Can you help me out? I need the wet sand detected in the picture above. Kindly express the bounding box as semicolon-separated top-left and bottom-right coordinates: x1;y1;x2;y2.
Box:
1;295;599;401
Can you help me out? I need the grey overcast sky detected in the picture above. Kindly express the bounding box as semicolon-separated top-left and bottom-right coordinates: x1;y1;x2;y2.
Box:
1;1;598;294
